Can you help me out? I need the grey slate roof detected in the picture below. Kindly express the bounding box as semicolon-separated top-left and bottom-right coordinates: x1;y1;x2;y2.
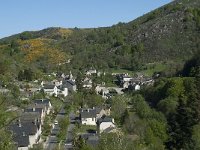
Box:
43;84;55;89
34;99;50;105
103;126;116;133
97;116;113;125
20;112;41;122
80;108;96;118
24;108;43;115
14;134;29;147
63;80;76;87
8;121;38;147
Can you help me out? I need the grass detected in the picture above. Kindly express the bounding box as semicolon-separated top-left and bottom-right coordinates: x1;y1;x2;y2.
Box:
106;60;184;77
141;62;167;76
76;125;97;134
107;68;134;75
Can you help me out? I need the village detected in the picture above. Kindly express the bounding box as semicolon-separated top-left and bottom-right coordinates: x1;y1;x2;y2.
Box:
0;69;156;150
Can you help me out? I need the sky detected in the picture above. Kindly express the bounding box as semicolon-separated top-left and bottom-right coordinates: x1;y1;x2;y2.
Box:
0;0;171;38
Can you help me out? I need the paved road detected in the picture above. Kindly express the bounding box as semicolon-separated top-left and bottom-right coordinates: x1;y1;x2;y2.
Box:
45;108;65;150
63;112;76;150
46;136;58;150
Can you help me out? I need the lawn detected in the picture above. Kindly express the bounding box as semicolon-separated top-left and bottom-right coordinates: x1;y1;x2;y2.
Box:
76;125;97;134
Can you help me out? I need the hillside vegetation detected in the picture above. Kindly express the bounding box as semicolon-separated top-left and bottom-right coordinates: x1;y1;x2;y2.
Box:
0;0;200;77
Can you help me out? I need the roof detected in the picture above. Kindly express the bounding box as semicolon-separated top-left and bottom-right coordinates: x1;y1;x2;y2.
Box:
95;107;102;114
14;133;29;147
97;116;113;125
9;121;38;136
8;121;39;147
43;84;55;89
19;112;41;123
103;126;116;133
95;106;108;114
63;80;76;86
34;99;50;105
80;108;96;118
24;108;43;114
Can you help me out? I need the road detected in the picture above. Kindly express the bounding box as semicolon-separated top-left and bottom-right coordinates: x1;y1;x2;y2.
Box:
63;112;76;150
45;108;66;150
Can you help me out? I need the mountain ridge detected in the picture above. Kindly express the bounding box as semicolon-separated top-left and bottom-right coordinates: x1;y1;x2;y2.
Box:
0;0;199;76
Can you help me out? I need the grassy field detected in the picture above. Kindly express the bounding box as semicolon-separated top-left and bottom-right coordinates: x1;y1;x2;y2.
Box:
106;60;184;77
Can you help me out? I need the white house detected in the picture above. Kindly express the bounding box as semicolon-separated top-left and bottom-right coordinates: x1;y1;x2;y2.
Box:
59;87;68;97
86;69;97;76
42;84;58;97
97;116;115;133
83;78;93;89
135;84;141;91
80;108;96;125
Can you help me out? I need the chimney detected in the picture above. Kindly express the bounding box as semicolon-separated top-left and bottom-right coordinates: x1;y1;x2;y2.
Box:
87;109;89;112
33;107;35;112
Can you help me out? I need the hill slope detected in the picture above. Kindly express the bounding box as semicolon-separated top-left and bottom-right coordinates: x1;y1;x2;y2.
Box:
0;0;200;77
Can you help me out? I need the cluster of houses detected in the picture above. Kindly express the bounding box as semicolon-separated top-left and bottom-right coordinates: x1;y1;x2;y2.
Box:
78;106;117;147
8;99;52;150
18;72;77;99
116;73;154;90
41;72;77;97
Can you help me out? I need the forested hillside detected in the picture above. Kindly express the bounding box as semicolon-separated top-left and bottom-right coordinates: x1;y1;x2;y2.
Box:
0;0;200;149
0;0;200;77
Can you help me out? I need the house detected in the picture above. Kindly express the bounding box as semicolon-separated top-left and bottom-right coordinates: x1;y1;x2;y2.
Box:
42;84;58;97
86;69;97;76
83;77;93;89
97;116;115;133
62;80;76;92
80;108;97;125
18;112;42;139
24;107;45;123
95;85;109;99
135;84;141;91
96;106;110;119
8;120;41;150
14;132;30;150
57;86;68;97
33;99;52;115
52;79;63;87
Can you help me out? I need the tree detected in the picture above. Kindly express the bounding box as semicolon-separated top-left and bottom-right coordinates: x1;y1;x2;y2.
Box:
111;95;127;125
191;124;200;150
0;130;15;150
157;97;178;117
131;94;150;119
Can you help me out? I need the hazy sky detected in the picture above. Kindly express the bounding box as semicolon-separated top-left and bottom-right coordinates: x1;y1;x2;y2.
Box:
0;0;171;38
